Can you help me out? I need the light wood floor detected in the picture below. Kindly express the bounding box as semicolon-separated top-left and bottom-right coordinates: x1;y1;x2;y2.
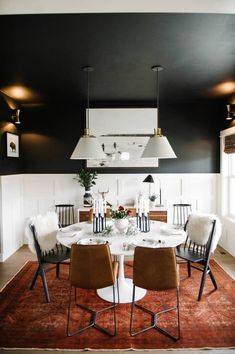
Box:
0;245;235;354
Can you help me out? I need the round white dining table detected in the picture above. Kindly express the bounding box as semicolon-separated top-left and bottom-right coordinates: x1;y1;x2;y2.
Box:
57;220;186;304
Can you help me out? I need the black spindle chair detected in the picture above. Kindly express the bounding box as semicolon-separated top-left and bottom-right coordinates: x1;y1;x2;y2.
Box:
29;224;70;302
176;215;219;301
173;203;192;228
55;204;75;228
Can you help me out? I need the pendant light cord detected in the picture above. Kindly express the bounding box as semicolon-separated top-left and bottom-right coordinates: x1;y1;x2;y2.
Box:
156;68;159;127
87;69;90;130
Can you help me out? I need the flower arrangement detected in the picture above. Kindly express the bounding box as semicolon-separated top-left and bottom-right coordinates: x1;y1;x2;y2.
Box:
110;206;131;219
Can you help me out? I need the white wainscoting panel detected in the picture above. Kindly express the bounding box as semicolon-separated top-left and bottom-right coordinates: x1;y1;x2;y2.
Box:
0;173;220;260
0;175;24;261
23;173;219;239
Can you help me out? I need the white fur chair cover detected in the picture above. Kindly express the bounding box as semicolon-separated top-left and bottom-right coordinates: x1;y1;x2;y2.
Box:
25;211;59;254
187;212;222;253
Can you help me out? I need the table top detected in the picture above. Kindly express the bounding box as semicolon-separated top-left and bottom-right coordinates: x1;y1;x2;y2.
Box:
57;219;186;256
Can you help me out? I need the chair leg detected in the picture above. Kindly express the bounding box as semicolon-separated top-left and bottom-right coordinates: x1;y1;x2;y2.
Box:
208;266;218;289
198;266;208;301
30;266;40;290
187;261;191;277
130;285;136;335
176;288;180;340
130;285;180;340
67;286;117;337
67;286;73;336
40;268;50;303
56;263;60;278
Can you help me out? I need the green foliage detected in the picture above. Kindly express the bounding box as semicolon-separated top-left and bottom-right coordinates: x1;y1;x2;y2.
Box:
74;169;98;190
102;225;114;236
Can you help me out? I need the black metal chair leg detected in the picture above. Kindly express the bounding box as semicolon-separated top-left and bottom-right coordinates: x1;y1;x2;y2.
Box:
30;266;40;290
187;260;191;277
176;288;180;339
209;267;218;289
198;266;208;301
67;286;73;336
40;268;50;303
56;263;60;278
130;285;135;335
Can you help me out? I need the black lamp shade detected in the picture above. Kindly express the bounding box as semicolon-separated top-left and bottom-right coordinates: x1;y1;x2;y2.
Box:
143;175;154;183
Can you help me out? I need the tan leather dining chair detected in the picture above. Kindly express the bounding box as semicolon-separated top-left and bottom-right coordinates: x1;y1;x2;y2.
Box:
130;247;180;340
67;244;119;337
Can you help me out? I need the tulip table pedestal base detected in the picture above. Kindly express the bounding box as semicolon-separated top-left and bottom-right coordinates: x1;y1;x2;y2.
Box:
97;254;146;304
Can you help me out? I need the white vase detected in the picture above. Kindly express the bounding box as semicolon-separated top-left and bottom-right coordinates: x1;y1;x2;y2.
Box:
83;189;93;207
114;218;129;234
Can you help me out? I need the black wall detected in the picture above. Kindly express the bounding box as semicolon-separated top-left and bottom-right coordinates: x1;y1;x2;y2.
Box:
0;98;227;175
0;12;233;175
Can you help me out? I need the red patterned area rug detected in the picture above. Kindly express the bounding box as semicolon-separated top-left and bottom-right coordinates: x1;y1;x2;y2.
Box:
0;260;235;350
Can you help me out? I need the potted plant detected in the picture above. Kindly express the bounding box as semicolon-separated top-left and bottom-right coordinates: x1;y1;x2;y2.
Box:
74;169;97;207
149;193;157;208
110;206;131;234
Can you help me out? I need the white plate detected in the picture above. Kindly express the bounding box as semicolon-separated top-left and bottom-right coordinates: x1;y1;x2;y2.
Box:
78;238;109;245
61;226;81;233
132;238;159;248
160;225;183;235
60;226;82;237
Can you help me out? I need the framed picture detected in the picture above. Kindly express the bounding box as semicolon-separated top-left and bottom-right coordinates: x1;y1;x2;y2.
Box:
6;132;19;158
87;108;159;168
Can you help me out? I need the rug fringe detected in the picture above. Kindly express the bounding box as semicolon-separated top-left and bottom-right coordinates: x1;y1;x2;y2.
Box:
1;347;235;352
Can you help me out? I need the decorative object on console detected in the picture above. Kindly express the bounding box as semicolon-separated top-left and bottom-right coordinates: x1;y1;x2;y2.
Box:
141;65;177;159
143;174;163;207
74;168;97;207
70;66;106;160
92;198;107;233
111;206;131;234
98;189;112;208
149;193;157;208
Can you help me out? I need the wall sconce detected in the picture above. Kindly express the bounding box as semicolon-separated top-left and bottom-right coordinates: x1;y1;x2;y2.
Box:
11;109;21;124
226;104;235;121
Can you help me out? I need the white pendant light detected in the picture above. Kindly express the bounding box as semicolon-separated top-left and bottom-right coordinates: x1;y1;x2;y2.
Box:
70;66;106;160
141;65;177;159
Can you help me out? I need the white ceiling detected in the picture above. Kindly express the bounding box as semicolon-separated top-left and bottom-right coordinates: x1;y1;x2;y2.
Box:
0;0;235;15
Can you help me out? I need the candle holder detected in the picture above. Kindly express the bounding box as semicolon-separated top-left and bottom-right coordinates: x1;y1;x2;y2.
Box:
93;213;106;233
136;213;150;233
